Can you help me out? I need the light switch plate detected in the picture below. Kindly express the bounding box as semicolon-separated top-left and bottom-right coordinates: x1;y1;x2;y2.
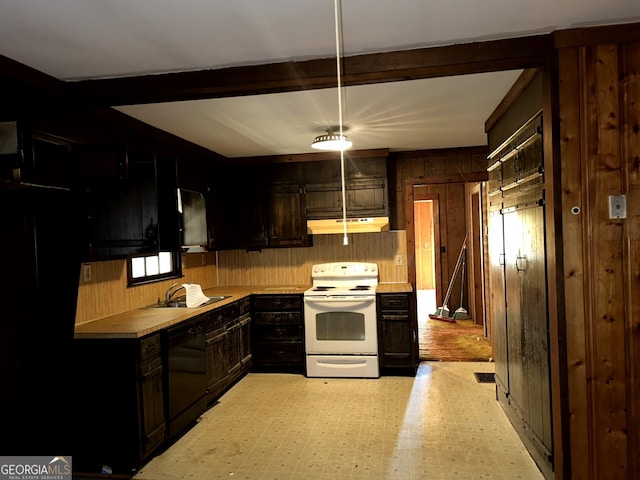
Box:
608;195;627;219
83;264;92;282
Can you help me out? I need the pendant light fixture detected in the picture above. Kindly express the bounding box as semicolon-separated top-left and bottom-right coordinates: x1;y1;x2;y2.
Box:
311;128;352;151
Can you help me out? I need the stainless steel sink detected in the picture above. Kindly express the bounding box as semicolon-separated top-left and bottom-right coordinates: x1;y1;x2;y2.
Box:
148;295;230;308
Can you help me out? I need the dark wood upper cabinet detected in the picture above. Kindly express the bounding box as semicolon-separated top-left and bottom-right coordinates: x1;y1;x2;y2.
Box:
305;177;388;219
268;183;309;247
212;169;311;250
0;120;75;189
75;142;179;259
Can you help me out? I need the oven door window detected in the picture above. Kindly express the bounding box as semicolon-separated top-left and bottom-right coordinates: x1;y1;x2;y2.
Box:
316;311;366;341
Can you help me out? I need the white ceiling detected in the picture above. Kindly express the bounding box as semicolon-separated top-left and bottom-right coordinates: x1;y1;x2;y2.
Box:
1;1;639;157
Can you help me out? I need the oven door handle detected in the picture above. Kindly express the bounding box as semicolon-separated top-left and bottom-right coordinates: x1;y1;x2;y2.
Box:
304;296;375;303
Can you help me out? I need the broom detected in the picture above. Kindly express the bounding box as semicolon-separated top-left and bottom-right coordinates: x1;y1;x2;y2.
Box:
452;245;470;320
429;236;467;323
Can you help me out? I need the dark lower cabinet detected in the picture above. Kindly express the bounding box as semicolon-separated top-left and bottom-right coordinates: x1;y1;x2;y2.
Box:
73;333;166;475
205;298;252;403
138;338;167;457
377;292;418;374
73;299;253;475
251;295;305;372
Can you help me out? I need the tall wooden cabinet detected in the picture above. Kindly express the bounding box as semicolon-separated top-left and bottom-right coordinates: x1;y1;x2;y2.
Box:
487;89;553;478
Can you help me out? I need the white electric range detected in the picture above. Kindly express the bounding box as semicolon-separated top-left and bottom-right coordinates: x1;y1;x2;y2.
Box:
303;262;379;378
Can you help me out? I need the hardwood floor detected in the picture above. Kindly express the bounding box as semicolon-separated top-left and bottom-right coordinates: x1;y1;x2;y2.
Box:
416;289;492;361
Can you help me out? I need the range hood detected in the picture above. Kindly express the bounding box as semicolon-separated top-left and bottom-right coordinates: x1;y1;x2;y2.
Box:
307;217;390;235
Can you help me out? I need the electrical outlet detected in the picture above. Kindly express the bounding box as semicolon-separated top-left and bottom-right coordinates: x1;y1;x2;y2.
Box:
395;255;403;266
83;264;92;282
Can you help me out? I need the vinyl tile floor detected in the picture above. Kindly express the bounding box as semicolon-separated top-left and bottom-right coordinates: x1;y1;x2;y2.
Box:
133;362;545;480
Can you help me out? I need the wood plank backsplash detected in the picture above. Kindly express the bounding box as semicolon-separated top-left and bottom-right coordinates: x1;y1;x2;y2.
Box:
75;252;217;325
217;230;407;286
76;231;407;324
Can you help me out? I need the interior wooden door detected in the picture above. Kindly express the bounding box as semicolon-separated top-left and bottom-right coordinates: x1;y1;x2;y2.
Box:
414;199;436;290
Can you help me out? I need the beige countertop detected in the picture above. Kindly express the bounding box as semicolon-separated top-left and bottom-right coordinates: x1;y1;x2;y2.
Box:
73;282;413;340
73;285;308;340
377;282;413;293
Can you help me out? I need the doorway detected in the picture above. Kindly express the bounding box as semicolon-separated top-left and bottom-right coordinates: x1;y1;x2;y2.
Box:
413;198;438;325
408;176;492;362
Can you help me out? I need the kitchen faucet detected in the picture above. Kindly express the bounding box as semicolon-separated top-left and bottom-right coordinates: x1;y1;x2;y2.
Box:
166;283;185;303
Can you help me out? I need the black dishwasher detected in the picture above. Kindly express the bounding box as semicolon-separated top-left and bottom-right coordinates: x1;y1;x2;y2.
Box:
165;317;206;440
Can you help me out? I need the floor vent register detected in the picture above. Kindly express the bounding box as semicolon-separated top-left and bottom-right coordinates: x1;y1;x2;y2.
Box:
474;372;496;383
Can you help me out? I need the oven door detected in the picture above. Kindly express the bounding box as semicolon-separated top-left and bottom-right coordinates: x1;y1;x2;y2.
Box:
304;295;377;354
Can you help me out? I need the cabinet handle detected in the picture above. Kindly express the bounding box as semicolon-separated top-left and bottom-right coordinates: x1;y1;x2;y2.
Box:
516;255;528;272
499;253;506;266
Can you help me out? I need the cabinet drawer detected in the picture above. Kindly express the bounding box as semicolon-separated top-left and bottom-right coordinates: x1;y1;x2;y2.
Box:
253;342;304;365
253;295;302;311
253;325;303;343
238;297;251;315
206;309;225;331
206;302;240;332
378;294;409;309
139;356;163;376
381;314;409;322
253;311;302;326
139;334;161;362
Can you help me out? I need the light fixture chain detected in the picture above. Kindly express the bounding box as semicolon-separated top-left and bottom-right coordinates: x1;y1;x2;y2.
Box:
334;0;348;245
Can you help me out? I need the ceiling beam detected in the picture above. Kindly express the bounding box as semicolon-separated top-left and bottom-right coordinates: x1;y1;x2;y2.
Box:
70;34;553;106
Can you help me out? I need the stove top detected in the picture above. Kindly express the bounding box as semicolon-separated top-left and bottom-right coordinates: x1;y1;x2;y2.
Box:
305;262;379;297
309;285;373;292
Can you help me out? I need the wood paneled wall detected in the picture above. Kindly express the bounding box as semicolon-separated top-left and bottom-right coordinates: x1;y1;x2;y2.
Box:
388;147;488;229
557;38;640;479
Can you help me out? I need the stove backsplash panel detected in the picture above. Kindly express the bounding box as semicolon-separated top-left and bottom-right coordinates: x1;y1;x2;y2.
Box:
217;230;407;286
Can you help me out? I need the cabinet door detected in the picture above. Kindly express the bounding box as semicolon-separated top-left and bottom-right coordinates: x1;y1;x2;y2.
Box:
206;328;228;392
226;321;242;375
305;181;343;219
346;178;388;217
79;143;160;258
503;209;524;414
268;184;309;247
139;357;166;459
25;132;73;188
380;313;412;366
377;293;417;372
236;185;269;249
516;205;552;454
488;209;508;394
239;314;252;366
